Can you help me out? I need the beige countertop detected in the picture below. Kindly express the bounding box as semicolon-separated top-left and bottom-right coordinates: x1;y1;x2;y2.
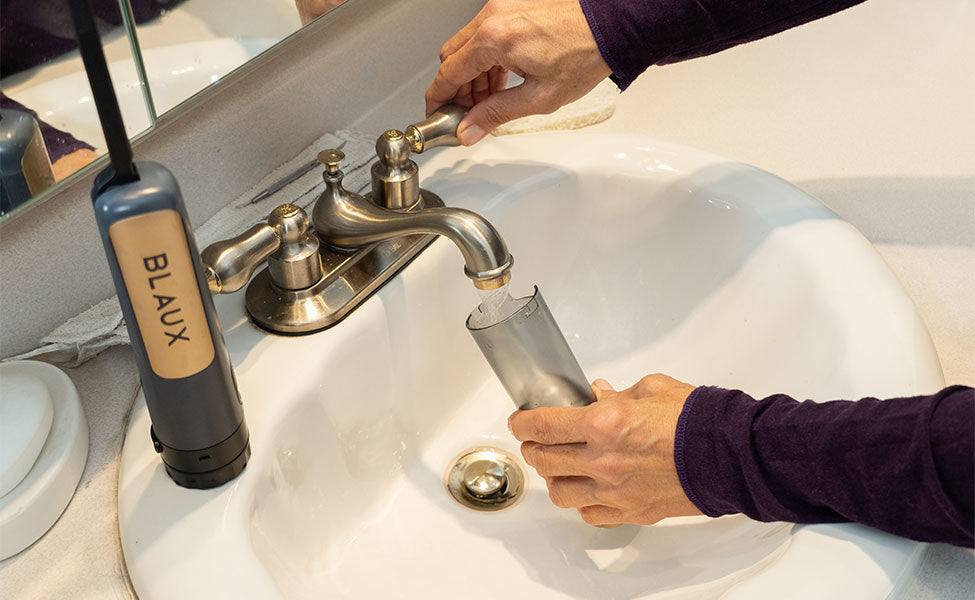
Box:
1;0;972;597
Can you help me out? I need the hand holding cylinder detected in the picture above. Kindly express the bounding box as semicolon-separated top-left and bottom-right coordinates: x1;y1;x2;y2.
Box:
509;375;702;527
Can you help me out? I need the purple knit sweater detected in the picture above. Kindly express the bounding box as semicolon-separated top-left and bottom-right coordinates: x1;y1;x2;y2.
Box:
579;0;869;89
676;386;974;547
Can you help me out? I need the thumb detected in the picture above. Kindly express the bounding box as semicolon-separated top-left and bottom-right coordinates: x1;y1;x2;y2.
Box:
591;378;617;401
456;82;539;145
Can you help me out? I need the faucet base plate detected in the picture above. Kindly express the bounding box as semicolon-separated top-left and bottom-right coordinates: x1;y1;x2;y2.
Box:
244;190;445;335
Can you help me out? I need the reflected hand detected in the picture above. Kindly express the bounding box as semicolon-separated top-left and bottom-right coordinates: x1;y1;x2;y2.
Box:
426;0;612;146
295;0;347;26
52;148;99;181
508;374;701;526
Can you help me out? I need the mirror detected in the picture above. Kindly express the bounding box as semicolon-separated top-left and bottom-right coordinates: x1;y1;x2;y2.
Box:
0;0;347;218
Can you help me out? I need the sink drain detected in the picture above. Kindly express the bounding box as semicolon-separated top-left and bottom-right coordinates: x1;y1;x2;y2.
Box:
446;448;525;511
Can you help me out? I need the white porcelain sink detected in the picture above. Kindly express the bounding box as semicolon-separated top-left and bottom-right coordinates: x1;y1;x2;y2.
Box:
119;132;944;599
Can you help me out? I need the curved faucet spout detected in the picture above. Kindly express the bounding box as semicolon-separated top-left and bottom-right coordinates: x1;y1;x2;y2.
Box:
312;117;513;291
315;188;513;289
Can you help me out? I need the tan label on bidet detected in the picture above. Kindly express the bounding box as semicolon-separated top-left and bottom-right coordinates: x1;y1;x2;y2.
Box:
109;209;214;379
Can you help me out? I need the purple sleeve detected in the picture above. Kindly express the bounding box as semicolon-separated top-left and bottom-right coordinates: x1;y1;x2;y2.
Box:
675;385;975;547
579;0;869;90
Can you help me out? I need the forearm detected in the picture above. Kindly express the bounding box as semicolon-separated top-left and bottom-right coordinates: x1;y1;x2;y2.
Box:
676;385;975;547
580;0;869;89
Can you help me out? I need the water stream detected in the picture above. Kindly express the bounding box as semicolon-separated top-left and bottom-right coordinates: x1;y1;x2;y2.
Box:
469;283;521;329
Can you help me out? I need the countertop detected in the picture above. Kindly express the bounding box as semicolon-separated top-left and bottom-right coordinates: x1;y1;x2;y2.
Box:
1;0;972;597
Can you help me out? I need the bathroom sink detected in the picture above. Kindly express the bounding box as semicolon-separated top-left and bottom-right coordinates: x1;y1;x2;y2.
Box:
119;132;943;599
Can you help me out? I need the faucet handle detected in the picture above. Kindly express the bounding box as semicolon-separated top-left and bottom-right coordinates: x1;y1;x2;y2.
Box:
404;103;468;153
202;203;322;294
201;223;279;294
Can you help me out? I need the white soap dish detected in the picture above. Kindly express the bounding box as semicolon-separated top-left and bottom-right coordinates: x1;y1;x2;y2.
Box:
0;360;88;560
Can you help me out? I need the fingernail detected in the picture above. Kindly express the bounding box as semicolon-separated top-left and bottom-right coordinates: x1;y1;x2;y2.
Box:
507;413;514;435
593;379;613;391
457;123;486;146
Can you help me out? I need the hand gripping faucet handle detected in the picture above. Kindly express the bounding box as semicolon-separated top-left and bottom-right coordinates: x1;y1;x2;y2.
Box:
404;103;468;153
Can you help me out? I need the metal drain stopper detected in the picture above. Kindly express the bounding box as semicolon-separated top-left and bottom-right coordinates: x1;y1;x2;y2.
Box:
463;459;506;498
446;448;525;511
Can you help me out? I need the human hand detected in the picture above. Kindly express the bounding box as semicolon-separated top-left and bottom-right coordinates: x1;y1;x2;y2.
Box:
426;0;612;146
508;374;701;526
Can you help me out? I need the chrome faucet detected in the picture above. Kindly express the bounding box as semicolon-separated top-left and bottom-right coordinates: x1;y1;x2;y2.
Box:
201;104;513;335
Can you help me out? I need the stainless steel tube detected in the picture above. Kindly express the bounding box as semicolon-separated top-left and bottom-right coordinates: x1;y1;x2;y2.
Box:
467;287;595;410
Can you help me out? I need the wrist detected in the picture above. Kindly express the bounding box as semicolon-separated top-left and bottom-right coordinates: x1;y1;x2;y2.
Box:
578;0;627;88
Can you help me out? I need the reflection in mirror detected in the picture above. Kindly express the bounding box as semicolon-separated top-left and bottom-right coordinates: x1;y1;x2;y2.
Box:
1;0;152;216
132;0;304;119
295;0;349;26
0;0;347;219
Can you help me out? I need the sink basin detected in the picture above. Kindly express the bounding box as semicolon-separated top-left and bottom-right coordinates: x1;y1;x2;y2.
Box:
119;132;943;599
